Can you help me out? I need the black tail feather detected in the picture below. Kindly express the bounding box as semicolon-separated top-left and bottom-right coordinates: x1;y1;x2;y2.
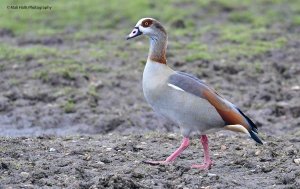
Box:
235;108;263;144
236;108;258;133
249;130;263;144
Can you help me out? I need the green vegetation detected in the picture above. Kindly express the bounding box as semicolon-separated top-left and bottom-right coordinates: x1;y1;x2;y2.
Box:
254;62;263;73
63;99;76;113
9;78;21;86
0;0;192;36
87;85;99;99
33;59;83;83
53;87;75;99
185;52;213;62
0;44;61;60
0;0;299;78
216;37;287;59
185;43;213;61
0;64;4;72
228;12;254;23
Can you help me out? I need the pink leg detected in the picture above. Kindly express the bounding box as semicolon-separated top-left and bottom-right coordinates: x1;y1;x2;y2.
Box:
191;135;213;170
144;137;190;165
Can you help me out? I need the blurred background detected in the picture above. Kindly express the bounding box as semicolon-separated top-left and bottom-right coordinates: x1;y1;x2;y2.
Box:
0;0;299;137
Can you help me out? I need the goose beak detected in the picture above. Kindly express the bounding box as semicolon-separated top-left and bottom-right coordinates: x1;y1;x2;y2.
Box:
126;27;142;40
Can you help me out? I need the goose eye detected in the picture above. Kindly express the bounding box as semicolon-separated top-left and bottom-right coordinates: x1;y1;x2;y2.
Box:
142;19;152;27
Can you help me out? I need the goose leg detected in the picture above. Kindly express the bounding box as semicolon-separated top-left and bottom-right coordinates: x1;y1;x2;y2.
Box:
191;135;213;169
144;137;190;165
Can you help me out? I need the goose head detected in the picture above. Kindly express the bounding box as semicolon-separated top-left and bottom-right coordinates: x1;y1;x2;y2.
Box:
126;18;167;40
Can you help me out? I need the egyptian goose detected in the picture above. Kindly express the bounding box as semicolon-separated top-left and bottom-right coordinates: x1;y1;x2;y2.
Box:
127;18;263;170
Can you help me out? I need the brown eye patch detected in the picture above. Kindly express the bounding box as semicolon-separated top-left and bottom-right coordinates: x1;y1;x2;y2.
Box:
141;19;153;28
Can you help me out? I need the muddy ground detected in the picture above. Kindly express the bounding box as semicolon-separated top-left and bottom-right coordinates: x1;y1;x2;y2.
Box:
0;133;299;189
0;0;300;188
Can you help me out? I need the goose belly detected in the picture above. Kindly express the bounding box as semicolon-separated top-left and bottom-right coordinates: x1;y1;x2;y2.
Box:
144;86;225;135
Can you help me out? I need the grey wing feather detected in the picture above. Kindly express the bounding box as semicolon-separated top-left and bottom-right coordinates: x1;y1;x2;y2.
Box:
175;71;206;84
168;71;234;110
168;71;209;98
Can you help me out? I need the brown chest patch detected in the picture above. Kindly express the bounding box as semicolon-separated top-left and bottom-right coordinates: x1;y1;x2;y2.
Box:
150;55;167;64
